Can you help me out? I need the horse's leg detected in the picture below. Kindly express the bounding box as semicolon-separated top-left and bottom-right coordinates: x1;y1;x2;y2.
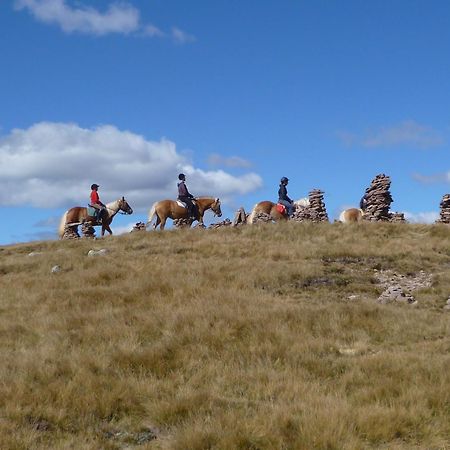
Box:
153;214;161;230
160;216;168;230
104;225;113;235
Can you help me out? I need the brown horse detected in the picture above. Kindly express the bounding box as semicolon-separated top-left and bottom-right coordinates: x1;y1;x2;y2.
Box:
246;201;287;224
339;208;364;223
147;197;222;230
246;197;310;225
58;197;133;238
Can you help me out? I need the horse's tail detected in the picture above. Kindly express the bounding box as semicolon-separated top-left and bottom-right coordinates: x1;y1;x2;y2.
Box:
58;211;68;238
147;202;157;227
246;203;258;225
339;208;364;223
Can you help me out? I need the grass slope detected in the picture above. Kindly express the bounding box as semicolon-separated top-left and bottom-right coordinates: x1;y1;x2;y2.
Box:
0;222;449;449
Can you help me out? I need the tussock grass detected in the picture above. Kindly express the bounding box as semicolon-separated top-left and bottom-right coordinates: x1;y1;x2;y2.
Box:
0;222;449;449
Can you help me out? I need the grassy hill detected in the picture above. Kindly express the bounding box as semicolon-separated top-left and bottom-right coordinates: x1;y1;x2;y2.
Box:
1;222;449;449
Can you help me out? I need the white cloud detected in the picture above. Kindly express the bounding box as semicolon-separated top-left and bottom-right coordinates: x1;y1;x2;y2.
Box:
0;122;263;209
14;0;196;42
142;24;165;38
412;172;450;184
404;211;439;224
338;120;444;149
171;27;196;44
15;0;140;35
207;153;253;168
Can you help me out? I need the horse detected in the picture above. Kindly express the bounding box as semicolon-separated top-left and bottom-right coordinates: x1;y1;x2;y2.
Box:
58;197;133;238
147;197;222;230
339;208;364;223
247;197;310;224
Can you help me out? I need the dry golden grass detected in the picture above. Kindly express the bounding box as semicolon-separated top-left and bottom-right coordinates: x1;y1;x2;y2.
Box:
0;222;449;449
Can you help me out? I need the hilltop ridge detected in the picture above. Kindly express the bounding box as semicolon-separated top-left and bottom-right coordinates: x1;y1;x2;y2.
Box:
1;222;449;449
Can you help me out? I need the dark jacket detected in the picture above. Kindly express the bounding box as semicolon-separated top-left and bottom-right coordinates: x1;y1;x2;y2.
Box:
278;184;292;203
178;181;194;199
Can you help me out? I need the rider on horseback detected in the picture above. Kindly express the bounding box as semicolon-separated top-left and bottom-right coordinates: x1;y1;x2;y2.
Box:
89;183;106;223
278;176;294;217
177;173;196;220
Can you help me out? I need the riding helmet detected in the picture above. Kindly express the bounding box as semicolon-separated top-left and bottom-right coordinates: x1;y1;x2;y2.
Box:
280;177;289;184
178;173;186;180
91;183;100;190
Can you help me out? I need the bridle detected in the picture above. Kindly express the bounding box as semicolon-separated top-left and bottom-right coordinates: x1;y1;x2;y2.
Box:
211;200;222;217
105;200;133;216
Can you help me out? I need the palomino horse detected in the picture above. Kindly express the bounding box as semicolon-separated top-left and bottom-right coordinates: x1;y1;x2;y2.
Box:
247;197;310;224
147;197;222;230
58;197;133;238
339;208;364;223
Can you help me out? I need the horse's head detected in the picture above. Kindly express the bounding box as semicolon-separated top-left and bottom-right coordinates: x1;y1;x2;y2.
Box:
211;198;222;217
118;197;133;215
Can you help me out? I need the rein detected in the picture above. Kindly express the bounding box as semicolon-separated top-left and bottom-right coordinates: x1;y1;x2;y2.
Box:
104;203;132;216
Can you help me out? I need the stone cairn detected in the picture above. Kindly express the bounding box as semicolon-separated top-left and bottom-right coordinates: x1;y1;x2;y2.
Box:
208;218;232;229
389;212;406;223
436;194;450;224
291;189;329;223
172;218;208;229
362;174;393;222
251;212;272;224
173;218;193;228
361;174;406;223
81;222;96;238
62;225;80;240
232;207;248;226
131;222;147;232
62;222;96;239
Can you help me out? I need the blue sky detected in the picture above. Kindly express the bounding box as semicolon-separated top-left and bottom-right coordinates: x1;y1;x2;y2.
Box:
1;0;449;244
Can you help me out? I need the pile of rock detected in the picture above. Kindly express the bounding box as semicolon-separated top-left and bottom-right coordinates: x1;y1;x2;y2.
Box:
193;223;206;229
232;207;248;226
208;218;232;229
362;174;393;221
251;212;272;224
88;249;109;257
436;194;450;224
81;222;96;238
291;189;329;222
131;222;147;232
173;218;193;228
62;225;80;240
389;212;407;223
378;285;415;304
373;269;432;306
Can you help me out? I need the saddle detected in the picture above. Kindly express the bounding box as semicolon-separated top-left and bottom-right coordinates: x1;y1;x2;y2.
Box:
176;199;197;209
276;203;287;215
87;205;103;224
